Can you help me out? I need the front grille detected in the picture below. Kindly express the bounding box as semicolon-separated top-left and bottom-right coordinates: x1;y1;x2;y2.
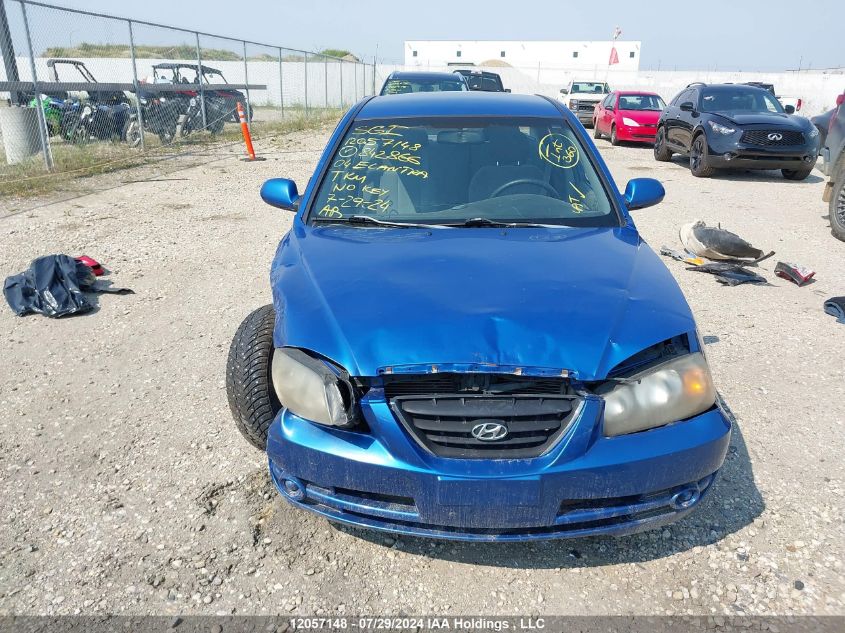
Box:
577;100;599;111
391;394;580;459
741;129;804;146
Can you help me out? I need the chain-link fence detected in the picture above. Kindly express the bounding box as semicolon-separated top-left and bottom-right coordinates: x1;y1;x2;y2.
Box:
0;0;374;195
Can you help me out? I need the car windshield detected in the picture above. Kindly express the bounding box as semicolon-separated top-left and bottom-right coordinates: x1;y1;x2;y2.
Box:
618;94;666;111
381;78;468;95
309;117;617;228
571;82;609;94
700;88;784;113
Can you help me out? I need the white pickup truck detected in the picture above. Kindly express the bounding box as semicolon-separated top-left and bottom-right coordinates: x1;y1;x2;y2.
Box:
558;80;610;127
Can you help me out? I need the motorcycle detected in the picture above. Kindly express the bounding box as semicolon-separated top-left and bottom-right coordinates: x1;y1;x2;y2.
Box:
174;95;226;138
122;93;181;147
60;101;132;144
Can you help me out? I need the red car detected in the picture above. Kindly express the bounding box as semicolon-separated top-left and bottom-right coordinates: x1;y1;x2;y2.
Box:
592;91;666;145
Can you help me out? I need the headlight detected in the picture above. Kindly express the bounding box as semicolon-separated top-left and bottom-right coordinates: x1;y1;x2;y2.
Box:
621;117;640;127
271;348;356;427
707;120;735;135
569;99;579;110
599;352;716;437
808;126;819;138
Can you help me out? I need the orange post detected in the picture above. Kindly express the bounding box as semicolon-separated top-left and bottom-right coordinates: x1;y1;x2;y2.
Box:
237;101;256;160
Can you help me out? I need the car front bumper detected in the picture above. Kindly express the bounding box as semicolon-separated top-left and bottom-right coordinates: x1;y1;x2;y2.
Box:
705;134;818;170
266;394;731;541
616;124;658;143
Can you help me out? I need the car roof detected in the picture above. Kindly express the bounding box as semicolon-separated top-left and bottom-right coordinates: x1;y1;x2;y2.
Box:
357;91;562;119
699;83;769;92
616;90;660;96
454;69;501;77
387;71;466;81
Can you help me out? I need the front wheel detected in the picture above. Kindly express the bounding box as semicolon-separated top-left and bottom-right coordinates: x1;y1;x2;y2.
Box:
690;135;715;178
123;118;142;148
226;304;281;450
830;167;845;242
654;127;673;161
593;121;601;139
610;125;619;146
781;167;813;181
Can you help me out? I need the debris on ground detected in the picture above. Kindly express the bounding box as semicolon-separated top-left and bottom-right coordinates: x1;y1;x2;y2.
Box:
660;245;704;265
824;296;845;324
775;261;816;286
680;220;773;262
685;261;768;286
3;254;133;318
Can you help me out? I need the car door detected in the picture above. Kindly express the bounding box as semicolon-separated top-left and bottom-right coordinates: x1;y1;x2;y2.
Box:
598;93;614;133
604;93;617;131
665;89;691;149
674;87;699;152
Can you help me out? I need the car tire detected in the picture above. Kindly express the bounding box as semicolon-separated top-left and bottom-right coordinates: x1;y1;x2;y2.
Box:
226;304;281;451
653;126;673;161
593;121;601;139
610;125;619;146
830;166;845;242
781;167;813;181
690;134;715;178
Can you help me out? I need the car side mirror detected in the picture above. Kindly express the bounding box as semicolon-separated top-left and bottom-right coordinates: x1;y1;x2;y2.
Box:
559;88;568;95
624;178;665;211
679;101;695;112
260;178;299;211
784;104;795;114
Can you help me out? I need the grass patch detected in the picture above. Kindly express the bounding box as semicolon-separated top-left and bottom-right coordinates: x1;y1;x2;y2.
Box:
0;109;341;199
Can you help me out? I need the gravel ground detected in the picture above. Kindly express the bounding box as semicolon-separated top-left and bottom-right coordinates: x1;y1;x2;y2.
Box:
0;125;843;618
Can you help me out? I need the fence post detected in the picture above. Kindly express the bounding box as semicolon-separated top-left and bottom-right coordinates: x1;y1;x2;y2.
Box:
19;0;52;170
195;33;207;130
242;40;251;134
354;61;358;102
372;57;376;95
304;52;309;117
277;47;284;117
324;55;328;110
128;20;145;150
339;59;343;109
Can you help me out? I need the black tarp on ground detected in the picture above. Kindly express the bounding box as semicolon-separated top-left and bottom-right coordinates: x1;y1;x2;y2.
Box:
3;254;132;318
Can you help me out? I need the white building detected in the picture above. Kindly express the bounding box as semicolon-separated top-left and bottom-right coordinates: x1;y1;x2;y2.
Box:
404;40;641;71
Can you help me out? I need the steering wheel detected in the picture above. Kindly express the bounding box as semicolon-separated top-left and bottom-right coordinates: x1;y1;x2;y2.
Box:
490;179;558;199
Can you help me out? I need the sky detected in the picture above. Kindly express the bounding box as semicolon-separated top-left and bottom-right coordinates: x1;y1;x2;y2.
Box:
19;0;845;71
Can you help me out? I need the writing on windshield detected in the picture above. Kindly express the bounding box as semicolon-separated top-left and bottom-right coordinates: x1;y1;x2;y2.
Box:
310;117;617;228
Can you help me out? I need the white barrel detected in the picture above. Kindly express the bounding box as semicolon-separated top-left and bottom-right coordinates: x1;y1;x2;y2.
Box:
0;105;42;165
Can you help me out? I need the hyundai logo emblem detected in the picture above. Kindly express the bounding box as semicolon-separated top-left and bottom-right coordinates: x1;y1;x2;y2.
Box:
471;421;509;441
768;132;783;141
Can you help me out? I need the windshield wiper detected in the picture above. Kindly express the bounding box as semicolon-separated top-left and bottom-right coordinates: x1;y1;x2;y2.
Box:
316;215;450;229
451;217;561;228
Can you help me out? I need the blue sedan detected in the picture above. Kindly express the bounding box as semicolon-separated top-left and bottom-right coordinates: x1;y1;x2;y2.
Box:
225;91;731;541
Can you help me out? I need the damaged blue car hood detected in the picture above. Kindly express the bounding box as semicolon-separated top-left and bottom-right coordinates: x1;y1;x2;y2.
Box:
271;224;695;381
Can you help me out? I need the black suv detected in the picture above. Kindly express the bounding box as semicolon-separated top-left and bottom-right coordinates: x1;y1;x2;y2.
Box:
654;83;819;179
452;69;509;92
